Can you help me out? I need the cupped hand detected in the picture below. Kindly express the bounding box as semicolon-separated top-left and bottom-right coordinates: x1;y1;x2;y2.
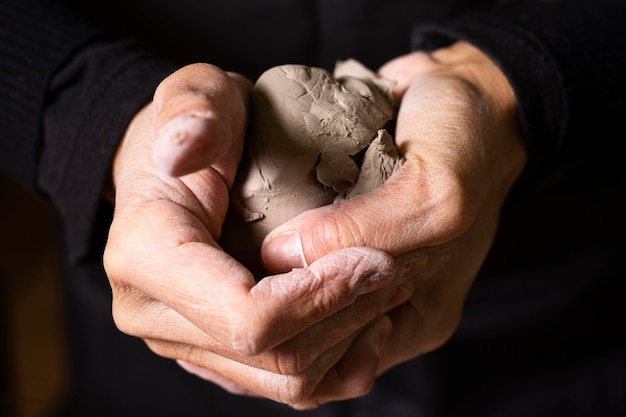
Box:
260;41;527;407
103;63;414;406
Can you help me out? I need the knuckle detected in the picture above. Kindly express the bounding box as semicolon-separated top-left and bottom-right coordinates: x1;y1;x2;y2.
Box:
110;287;151;338
103;227;139;287
400;159;475;245
102;238;124;283
336;211;368;248
111;305;135;337
154;63;232;108
143;339;167;357
350;374;376;397
224;315;268;357
282;375;313;405
274;348;310;375
154;74;174;98
307;207;367;256
428;173;474;240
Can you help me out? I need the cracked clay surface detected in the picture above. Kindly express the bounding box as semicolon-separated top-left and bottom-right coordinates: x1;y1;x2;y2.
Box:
221;60;405;275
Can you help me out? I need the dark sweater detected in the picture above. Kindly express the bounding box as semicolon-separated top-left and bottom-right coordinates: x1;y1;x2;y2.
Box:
1;0;625;416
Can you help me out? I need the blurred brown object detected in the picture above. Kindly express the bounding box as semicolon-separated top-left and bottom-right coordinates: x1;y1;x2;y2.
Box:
0;177;69;417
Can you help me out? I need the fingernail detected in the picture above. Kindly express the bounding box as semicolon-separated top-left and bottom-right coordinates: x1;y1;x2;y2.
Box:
262;231;307;273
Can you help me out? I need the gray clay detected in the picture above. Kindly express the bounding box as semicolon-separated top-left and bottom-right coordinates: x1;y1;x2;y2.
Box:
222;60;404;274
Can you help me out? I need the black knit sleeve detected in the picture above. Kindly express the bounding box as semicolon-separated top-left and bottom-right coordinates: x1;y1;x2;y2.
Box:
41;40;177;261
0;0;177;261
411;0;626;184
0;0;98;187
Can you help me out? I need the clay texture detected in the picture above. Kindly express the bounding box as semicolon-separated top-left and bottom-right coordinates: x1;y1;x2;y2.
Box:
222;60;404;273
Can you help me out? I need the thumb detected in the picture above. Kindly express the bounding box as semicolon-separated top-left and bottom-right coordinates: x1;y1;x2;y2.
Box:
259;165;436;274
378;51;441;97
260;55;473;273
260;52;485;274
152;64;251;178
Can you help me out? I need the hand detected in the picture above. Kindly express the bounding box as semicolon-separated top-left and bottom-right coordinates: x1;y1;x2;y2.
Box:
260;41;527;407
103;64;415;405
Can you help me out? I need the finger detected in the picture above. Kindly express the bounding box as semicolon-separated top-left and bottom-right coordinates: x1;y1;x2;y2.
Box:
376;283;466;376
245;247;397;354
260;159;457;272
261;80;482;273
292;315;392;410
113;269;412;376
108;232;398;356
375;302;429;374
176;360;259;397
378;51;441;97
145;334;357;405
152;64;250;178
375;216;498;375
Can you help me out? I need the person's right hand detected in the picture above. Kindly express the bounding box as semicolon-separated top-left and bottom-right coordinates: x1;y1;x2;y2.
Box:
103;63;418;405
259;42;527;408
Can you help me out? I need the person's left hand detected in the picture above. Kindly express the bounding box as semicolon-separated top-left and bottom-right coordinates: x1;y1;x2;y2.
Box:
256;41;527;409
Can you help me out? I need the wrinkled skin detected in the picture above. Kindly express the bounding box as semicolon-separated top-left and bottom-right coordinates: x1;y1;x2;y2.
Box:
260;42;527;408
104;63;416;408
103;41;526;409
